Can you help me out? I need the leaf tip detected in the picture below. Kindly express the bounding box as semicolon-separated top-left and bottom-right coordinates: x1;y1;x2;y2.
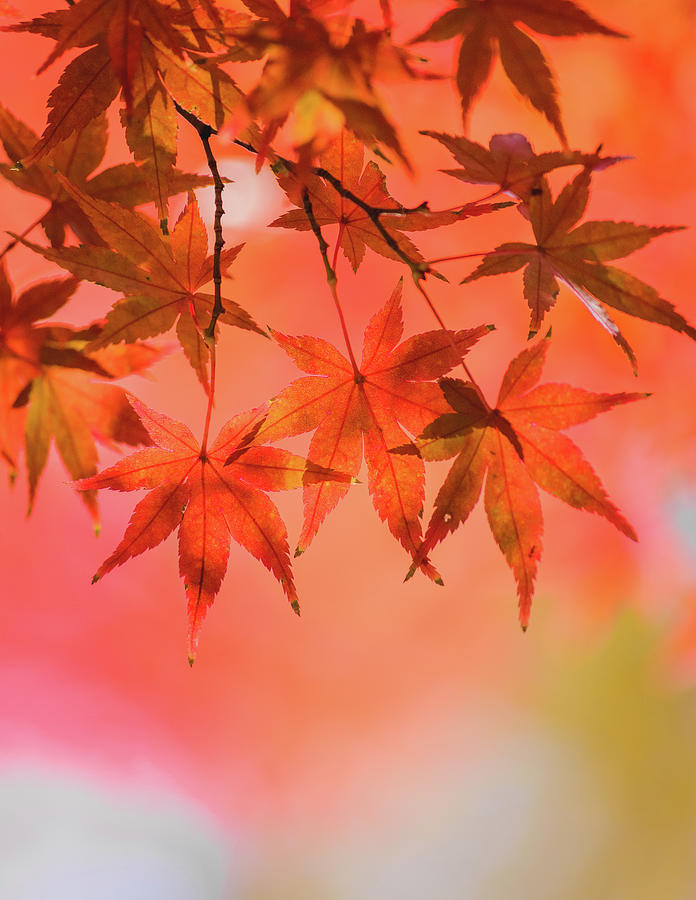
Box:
294;545;304;557
93;521;101;537
520;622;528;633
188;654;196;668
486;324;496;332
434;576;444;586
291;598;301;616
91;573;100;584
160;219;169;236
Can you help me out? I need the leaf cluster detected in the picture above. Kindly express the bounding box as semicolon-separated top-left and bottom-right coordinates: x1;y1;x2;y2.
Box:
0;0;692;661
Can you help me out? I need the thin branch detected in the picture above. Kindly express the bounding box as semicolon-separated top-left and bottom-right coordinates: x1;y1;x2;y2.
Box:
232;134;488;396
311;164;430;279
232;137;432;280
302;187;336;287
174;100;226;341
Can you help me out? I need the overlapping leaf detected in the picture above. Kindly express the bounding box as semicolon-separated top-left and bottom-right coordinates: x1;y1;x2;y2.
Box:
79;396;351;661
253;279;492;576
18;183;263;389
4;0;246;222
230;1;430;166
423;130;625;202
0;262;159;522
462;168;693;364
271;130;498;271
405;337;643;625
411;0;625;142
0;106;213;247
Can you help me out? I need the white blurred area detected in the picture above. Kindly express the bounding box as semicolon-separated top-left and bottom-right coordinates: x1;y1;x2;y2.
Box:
0;767;231;900
195;158;287;235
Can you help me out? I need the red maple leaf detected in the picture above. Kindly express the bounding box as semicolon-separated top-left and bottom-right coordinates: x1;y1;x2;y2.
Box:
404;336;645;626
79;396;350;662
253;279;492;578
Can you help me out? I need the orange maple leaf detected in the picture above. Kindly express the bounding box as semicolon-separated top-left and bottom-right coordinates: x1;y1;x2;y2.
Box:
0;262;159;523
79;396;351;662
5;0;246;223
253;279;492;578
0;106;213;248
461;167;693;366
404;336;645;626
18;183;264;390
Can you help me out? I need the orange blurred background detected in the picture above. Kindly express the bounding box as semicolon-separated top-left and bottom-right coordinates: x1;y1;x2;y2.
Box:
1;1;696;896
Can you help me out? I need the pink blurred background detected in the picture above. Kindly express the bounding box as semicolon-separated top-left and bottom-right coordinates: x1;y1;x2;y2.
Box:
1;1;696;896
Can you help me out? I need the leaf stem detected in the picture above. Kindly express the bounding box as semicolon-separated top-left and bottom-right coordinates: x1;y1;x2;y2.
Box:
0;212;45;260
302;189;360;373
470;187;503;204
414;279;490;411
200;339;216;456
425;248;521;265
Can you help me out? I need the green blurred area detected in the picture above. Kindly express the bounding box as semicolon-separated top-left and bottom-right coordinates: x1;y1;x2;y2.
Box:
236;614;696;900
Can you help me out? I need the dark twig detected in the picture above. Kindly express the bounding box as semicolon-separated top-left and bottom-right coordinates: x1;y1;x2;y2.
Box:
174;100;225;341
232;138;432;280
302;188;336;287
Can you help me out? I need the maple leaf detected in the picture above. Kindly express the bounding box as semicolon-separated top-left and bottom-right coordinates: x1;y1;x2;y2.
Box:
270;130;497;271
0;262;158;523
404;336;644;626
17;182;263;390
231;1;429;167
253;279;492;578
462;168;694;365
422;130;625;203
0;105;213;248
411;0;625;143
78;395;351;662
4;0;247;223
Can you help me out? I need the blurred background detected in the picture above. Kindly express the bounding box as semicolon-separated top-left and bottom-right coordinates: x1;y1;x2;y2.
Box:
1;0;696;897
